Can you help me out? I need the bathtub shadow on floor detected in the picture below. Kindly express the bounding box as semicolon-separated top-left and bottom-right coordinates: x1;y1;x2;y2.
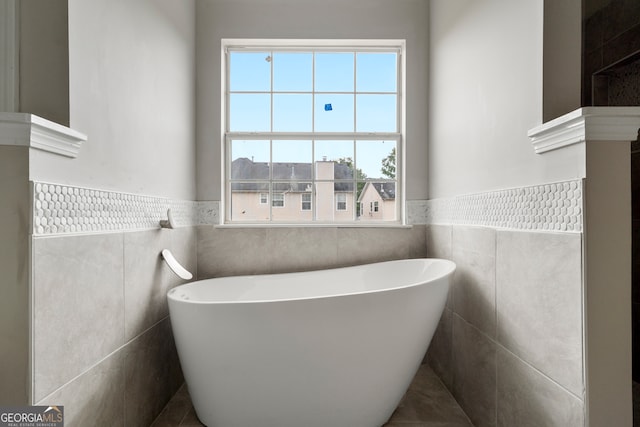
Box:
150;364;473;427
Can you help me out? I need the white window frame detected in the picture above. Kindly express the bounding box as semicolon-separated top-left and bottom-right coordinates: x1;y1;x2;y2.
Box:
222;39;406;225
259;193;268;204
272;192;285;208
336;193;347;211
301;193;312;211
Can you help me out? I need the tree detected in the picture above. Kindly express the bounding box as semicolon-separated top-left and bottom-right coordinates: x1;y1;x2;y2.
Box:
335;157;367;200
336;157;367;181
381;147;396;179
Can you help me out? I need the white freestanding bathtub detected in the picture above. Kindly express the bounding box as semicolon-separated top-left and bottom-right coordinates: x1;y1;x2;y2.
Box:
167;258;455;427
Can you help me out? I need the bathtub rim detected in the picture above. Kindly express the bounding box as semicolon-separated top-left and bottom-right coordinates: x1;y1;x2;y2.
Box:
167;258;455;306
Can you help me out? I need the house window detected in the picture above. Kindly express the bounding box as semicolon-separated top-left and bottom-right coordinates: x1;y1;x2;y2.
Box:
301;193;312;211
272;193;284;208
224;39;403;223
373;201;379;212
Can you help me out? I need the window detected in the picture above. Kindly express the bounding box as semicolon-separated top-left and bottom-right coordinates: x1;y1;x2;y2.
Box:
272;193;284;208
224;39;404;224
301;193;312;211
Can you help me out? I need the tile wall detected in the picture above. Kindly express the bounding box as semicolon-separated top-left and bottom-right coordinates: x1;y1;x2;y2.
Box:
196;225;427;278
425;224;585;427
29;182;198;426
28;180;429;425
27;176;587;426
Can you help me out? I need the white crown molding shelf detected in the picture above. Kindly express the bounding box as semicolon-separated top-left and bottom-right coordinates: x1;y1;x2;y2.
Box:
0;112;87;158
528;107;640;154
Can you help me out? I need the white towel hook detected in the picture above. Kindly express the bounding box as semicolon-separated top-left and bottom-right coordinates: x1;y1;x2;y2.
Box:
159;208;176;229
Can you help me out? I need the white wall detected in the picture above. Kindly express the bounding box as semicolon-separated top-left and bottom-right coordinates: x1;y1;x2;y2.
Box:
428;0;584;199
28;0;197;200
196;0;429;201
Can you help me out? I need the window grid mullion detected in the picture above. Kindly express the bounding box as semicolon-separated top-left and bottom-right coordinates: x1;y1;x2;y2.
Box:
352;139;357;221
312;53;317;222
312;139;317;221
270;50;274;132
269;51;274;221
269;139;273;221
353;52;357;135
225;43;402;224
312;52;316;133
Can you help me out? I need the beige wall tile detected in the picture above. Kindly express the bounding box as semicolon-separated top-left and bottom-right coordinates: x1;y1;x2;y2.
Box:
124;230;172;341
496;230;583;396
425;307;453;390
452;226;496;338
169;227;198;280
124;227;196;341
33;233;124;401
426;225;453;308
452;314;497;427
197;226;269;278
198;226;425;279
426;225;452;260
452;314;496;427
124;318;183;427
37;350;125;427
407;224;428;259
336;227;415;266
265;227;338;274
497;347;584;427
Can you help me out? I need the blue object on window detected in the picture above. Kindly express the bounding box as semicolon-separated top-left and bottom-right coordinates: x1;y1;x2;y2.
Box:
324;103;332;111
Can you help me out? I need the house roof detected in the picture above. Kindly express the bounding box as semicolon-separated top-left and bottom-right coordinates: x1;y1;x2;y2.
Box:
231;158;354;192
372;182;396;200
357;181;396;201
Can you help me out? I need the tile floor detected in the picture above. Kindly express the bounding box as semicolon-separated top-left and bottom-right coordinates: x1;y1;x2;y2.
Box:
150;364;473;427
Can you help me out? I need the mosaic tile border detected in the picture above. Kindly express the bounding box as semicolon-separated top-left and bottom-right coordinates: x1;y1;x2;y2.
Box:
406;200;430;225
33;180;581;234
412;179;583;232
32;181;220;236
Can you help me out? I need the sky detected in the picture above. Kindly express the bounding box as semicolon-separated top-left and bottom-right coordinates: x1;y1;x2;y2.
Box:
228;50;399;180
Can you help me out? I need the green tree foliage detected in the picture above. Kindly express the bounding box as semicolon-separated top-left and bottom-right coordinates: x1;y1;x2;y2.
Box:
336;157;367;211
381;147;396;179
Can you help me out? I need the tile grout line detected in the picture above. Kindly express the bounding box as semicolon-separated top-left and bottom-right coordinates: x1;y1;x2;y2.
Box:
35;314;172;405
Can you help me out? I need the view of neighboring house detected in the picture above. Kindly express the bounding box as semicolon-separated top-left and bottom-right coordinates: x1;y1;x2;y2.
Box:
230;157;396;221
358;182;396;220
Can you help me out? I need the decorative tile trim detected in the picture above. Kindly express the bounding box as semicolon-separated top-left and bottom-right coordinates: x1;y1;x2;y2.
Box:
32;182;219;236
33;179;581;234
406;200;429;225
419;180;583;232
195;201;220;226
